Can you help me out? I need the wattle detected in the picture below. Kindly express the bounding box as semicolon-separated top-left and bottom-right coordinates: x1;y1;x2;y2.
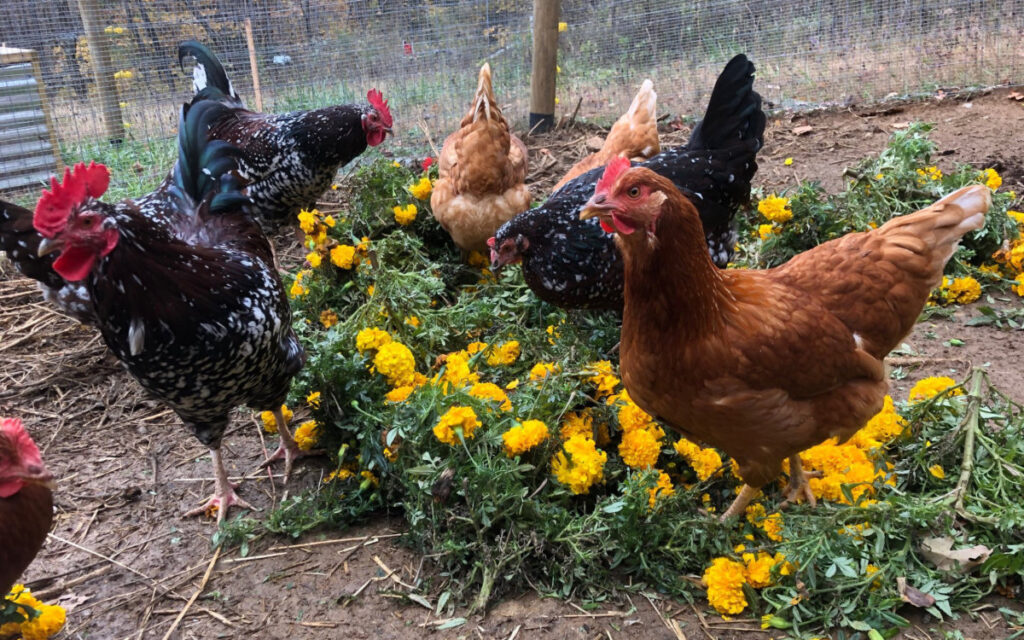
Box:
53;245;98;281
366;128;387;147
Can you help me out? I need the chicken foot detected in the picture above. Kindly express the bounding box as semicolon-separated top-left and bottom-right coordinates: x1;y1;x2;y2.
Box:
719;484;760;522
185;447;255;524
779;454;822;509
260;406;323;483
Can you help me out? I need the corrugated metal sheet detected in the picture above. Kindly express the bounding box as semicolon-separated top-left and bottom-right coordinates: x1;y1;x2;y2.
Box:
0;48;60;192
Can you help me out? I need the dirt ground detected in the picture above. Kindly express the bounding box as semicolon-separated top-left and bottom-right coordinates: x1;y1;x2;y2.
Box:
3;87;1024;640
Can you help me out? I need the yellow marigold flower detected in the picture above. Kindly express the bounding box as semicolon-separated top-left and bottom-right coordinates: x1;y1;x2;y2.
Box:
325;467;355;483
469;382;512;411
619;427;662;469
585;361;620;399
409;176;433;200
929;464;946;479
259;404;293;434
306;391;321;408
356;327;391;352
757;224;778;240
2;586;66;640
330;244;357;269
618;399;655;433
529;362;559;381
373;341;417;387
552;434;607;494
466;341;488;354
784;157;793;166
385;384;415;403
703;557;748;615
441;350;479;389
763;513;784;541
467;251;489;269
1013;274;1024;297
742;551;779;589
322;215;336;227
981;168;1002;190
558;21;567;32
485;340;520;366
306;251;322;268
433;406;481;446
848;395;907;449
393;203;418;226
405;315;421;328
800;439;888;503
941;276;982;305
757;195;792;224
361;469;379;488
319;309;339;328
908;376;962;403
674;438;723;480
560;410;594;440
866;564;882;589
288;269;310;298
647;470;675;508
1007;210;1024;226
384;445;399;462
503;419;550;457
505;378;519;390
745;502;767;525
367;284;375;296
294;420;320;451
297;209;317;234
917;165;943;181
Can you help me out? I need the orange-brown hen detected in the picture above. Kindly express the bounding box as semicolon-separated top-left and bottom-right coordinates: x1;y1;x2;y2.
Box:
552;79;660;192
431;63;531;253
581;158;990;520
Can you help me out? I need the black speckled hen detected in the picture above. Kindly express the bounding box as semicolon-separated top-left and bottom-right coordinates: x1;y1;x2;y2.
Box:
490;54;766;310
31;100;306;522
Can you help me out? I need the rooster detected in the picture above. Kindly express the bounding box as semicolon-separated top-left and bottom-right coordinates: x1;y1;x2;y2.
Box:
31;101;307;522
580;157;991;519
431;62;531;254
490;54;764;310
1;418;54;595
553;79;660;192
177;41;393;228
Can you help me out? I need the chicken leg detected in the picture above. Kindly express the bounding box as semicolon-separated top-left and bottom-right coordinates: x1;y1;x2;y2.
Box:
260;406;322;482
185;447;255;524
779;454;822;509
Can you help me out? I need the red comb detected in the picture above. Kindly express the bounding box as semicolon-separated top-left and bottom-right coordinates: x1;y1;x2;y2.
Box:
367;89;393;128
486;236;496;248
595;156;631;196
34;161;110;238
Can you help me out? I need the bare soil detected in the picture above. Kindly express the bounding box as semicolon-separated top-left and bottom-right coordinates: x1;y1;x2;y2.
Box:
2;87;1023;640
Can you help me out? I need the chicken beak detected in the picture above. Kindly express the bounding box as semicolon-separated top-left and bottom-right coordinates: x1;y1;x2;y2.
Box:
580;193;614;221
17;465;56;490
37;237;61;257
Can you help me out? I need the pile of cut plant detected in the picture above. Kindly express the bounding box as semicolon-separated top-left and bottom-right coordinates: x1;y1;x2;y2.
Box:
216;125;1024;638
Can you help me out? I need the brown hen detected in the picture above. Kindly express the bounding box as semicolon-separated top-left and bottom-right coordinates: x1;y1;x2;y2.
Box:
553;79;659;192
1;418;54;595
581;158;990;520
431;63;531;253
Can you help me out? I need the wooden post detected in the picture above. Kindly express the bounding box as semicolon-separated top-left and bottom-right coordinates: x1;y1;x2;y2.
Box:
529;0;560;133
28;50;64;172
76;0;125;145
244;18;264;112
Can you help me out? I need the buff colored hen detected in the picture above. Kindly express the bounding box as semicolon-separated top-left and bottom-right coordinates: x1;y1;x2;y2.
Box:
431;63;531;254
553;79;659;192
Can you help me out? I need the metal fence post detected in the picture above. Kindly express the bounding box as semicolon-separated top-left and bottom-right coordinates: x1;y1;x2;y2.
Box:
76;0;126;145
529;0;560;133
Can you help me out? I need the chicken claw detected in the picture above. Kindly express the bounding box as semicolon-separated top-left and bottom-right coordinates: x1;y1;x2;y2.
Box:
779;454;822;510
259;407;323;483
185;447;255;524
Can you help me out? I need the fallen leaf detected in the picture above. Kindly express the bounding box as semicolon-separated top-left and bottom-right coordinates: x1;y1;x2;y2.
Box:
792;125;814;136
896;577;936;608
920;536;991;573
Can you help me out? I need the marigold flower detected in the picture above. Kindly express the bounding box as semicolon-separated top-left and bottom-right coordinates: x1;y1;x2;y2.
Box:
306;391;321;408
928;464;946;479
848;395;906;449
757;195;792;223
552;434;607;494
305;251;323;268
585;361;620;400
757;224;778;240
800;439;888;503
784;157;793;166
469;382;512;411
1;585;66;640
1013;274;1024;297
360;469;379;488
325;467;355;483
981;167;1002;190
703;557;748;615
330;244;357;269
503;419;550;457
433;406;481;446
297;209;318;234
916;165;943;182
529;362;559;381
1008;210;1024;226
409;176;433;200
259;404;293;434
319;309;339;328
742;550;780;588
558;21;567;32
373;341;417;387
935;275;982;305
466;341;488;354
485;340;520;366
619;427;662;469
647;470;675;508
405;315;421;327
294;420;320;451
386;384;415;403
440;350;479;389
356;327;391;352
908;376;962;403
674;438;723;480
289;269;310;298
559;410;594;440
394;203;418;226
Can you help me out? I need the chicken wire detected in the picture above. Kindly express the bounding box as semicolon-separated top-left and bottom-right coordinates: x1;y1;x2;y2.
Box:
0;0;1022;187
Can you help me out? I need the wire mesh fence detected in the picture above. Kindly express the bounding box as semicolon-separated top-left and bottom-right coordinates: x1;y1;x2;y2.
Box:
1;0;1022;190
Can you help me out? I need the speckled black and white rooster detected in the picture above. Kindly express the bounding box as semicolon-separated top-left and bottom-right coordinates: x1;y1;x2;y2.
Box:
177;40;392;228
489;54;766;310
25;100;307;522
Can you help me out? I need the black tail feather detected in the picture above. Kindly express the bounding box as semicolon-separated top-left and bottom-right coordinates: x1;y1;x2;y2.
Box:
688;54;766;152
178;40;243;107
170;100;250;216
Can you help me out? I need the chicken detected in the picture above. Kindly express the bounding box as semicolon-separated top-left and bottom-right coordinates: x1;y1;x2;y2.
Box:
431;62;531;253
552;79;659;192
178;41;392;228
32;100;307;522
490;54;764;310
1;418;54;595
580;157;991;519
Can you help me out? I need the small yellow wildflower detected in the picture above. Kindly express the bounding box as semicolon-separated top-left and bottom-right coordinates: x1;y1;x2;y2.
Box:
757;195;792;224
552;434;607;494
703;557;748;615
356;327;391;352
784;157;793;166
916;165;943;182
558;21;567;32
330;245;357;269
433;406;481;446
928;464;946;479
405;315;421;328
289;270;310;298
409;176;433;200
503;419;550;457
908;376;962;403
373;341;417;387
981;168;1002;190
259;405;293;434
319;309;339;328
647;470;675;508
394;203;418;226
294;420;320;451
486;340;520;366
529;362;559;381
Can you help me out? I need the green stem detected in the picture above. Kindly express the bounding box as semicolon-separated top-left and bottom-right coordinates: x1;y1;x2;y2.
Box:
951;368;985;519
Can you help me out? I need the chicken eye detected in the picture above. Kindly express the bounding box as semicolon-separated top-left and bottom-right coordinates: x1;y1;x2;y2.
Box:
627;186;640;198
80;216;94;227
